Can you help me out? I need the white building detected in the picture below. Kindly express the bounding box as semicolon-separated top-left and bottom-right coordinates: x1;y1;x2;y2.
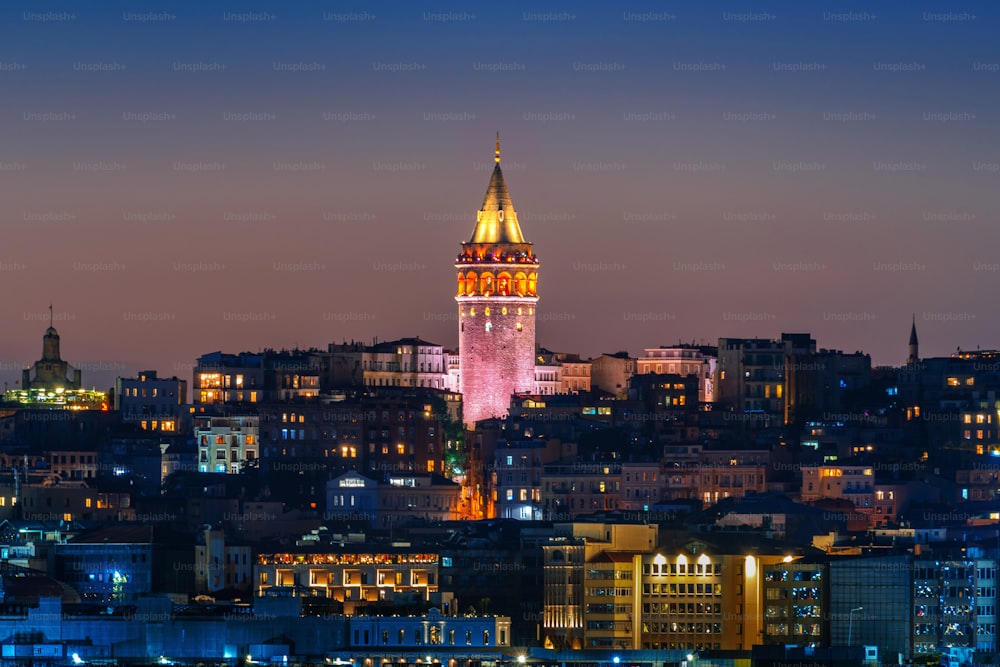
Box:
363;338;449;390
195;415;259;474
637;345;716;403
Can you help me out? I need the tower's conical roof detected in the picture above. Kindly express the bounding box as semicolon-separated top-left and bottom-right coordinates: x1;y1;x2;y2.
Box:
468;135;526;245
909;316;919;346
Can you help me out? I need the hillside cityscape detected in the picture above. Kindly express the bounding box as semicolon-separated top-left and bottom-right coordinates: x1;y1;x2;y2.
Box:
2;138;999;667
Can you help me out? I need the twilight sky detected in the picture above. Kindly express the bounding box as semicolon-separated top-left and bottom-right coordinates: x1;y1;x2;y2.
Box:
2;1;999;390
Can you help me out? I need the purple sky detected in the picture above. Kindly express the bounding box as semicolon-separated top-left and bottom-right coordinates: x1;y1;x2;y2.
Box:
2;1;999;389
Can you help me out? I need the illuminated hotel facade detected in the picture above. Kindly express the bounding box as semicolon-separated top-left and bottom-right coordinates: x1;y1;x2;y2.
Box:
456;136;539;427
255;549;440;615
542;526;784;652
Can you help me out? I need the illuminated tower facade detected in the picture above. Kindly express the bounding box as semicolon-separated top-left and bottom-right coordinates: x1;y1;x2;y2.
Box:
456;136;538;426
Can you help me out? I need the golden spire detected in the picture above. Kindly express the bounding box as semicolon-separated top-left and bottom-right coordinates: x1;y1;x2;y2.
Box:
468;134;527;245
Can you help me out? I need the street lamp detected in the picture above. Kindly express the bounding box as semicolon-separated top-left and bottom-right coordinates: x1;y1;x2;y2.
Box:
848;606;863;646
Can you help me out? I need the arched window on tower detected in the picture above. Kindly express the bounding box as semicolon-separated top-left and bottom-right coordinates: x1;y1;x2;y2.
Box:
457;272;466;296
465;271;477;295
527;273;537;296
497;272;511;296
514;272;527;296
479;272;494;296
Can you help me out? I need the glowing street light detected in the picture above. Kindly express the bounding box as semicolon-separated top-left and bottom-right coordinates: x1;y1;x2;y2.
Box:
848;606;863;646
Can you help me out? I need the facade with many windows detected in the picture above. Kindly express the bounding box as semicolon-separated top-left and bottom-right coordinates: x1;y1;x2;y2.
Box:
347;608;511;650
638;547;774;651
543;532;779;651
541;464;622;520
583;551;639;649
255;548;439;615
195;415;259;474
255;391;450;481
637;345;717;404
619;463;661;511
800;465;875;511
542;523;658;651
911;558;990;656
761;560;827;648
363;338;450;390
115;370;188;434
194;352;265;405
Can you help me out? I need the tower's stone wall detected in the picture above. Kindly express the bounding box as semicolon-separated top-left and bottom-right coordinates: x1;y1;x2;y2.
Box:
457;294;537;424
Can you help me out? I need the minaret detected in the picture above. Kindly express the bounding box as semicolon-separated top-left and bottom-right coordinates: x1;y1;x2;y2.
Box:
456;135;538;426
907;315;919;366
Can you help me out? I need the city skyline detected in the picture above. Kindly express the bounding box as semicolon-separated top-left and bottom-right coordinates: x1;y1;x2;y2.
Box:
3;1;999;388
